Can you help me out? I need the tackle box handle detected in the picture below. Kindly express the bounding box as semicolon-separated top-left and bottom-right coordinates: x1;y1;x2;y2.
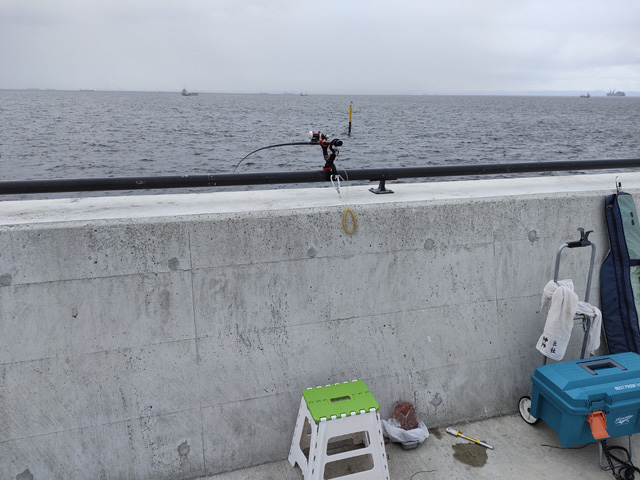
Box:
578;358;627;376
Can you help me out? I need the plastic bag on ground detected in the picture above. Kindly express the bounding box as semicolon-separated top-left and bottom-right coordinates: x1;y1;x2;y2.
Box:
382;417;430;444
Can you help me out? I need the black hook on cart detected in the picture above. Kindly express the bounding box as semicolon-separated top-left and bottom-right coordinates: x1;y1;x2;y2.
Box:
566;227;593;248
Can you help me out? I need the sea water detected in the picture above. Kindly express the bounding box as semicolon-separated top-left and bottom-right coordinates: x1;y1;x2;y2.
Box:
1;90;638;199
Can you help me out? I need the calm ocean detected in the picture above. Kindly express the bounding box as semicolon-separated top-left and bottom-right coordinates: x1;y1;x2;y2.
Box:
1;90;639;199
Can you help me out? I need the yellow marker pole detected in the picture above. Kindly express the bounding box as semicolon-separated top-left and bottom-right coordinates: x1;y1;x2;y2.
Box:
348;101;353;136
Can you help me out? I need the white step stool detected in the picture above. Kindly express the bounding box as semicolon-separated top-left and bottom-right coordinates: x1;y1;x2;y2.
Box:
288;380;390;480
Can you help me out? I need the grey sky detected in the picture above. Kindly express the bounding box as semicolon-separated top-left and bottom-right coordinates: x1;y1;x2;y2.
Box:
1;0;639;94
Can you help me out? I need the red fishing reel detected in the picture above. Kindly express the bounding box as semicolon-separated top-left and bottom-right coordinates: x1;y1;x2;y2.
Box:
309;131;342;173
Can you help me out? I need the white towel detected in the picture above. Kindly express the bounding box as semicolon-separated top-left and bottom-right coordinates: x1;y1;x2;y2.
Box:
536;280;578;360
576;301;602;357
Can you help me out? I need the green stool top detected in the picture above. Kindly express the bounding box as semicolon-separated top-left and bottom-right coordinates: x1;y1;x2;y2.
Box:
303;380;379;422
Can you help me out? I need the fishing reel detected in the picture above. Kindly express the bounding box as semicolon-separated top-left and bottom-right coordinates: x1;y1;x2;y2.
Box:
309;131;342;173
308;131;343;147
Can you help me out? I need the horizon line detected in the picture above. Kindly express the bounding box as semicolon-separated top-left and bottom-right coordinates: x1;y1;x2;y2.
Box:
1;88;638;97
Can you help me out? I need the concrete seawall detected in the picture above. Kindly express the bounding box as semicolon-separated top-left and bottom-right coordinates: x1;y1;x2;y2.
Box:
1;173;637;479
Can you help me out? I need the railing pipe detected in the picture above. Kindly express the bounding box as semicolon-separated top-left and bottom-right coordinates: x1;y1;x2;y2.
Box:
1;158;639;195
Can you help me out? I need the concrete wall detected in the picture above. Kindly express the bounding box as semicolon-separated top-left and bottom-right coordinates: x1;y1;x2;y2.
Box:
1;173;637;479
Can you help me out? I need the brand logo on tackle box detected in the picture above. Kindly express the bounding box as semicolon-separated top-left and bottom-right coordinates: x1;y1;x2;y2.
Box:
615;415;634;426
614;383;640;391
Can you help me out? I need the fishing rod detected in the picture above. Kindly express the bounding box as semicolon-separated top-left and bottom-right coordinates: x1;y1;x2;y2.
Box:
233;131;343;174
233;141;311;173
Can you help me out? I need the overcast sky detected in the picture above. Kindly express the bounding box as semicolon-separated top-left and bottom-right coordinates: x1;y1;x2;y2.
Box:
1;0;639;94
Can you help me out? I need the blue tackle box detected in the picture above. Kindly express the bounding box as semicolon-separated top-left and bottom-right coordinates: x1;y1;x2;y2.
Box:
530;352;640;447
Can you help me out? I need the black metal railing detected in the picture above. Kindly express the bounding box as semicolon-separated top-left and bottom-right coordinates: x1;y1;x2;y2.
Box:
1;158;639;195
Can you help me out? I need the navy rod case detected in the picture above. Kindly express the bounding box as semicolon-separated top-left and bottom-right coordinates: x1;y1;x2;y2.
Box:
601;191;640;354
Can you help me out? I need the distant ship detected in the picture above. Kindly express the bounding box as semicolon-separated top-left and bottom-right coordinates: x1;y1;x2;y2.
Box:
181;88;198;96
580;92;590;98
606;89;625;97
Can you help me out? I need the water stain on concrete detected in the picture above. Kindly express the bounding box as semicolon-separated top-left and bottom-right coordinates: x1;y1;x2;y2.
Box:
16;469;34;480
452;443;488;467
178;440;190;469
429;392;443;407
178;440;190;457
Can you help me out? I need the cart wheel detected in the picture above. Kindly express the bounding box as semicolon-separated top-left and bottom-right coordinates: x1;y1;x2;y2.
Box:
518;395;540;425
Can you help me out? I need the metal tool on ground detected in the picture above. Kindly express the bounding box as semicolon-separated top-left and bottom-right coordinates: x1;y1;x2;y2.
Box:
445;427;494;450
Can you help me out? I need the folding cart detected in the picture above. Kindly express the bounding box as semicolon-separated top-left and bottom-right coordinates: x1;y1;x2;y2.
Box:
518;228;640;474
518;227;596;424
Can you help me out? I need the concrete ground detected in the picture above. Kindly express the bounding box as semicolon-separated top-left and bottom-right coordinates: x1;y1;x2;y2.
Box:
203;413;639;480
